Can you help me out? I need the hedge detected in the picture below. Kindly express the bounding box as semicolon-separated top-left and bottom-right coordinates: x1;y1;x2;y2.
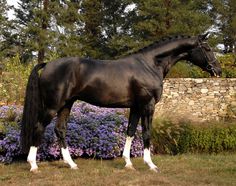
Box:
152;119;236;155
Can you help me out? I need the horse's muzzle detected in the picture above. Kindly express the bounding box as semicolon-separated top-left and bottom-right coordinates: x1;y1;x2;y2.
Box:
210;67;222;78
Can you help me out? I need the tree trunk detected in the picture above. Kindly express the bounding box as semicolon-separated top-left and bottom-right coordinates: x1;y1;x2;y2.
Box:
164;0;171;30
38;0;49;64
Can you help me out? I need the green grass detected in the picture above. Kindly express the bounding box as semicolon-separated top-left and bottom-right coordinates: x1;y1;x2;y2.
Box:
0;154;236;186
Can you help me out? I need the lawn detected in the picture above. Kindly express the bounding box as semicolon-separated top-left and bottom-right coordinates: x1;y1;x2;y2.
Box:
0;154;236;186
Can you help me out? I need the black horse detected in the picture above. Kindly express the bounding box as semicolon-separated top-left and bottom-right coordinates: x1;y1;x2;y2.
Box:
21;33;221;172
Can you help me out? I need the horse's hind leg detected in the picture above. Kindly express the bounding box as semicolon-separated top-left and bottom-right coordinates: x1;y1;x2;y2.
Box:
141;99;159;172
54;101;78;169
123;107;140;170
27;146;38;172
27;109;56;172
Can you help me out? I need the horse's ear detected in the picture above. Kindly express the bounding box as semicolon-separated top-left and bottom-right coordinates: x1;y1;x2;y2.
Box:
198;32;209;41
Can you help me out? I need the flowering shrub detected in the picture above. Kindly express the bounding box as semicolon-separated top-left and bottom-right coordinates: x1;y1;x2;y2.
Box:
0;102;143;163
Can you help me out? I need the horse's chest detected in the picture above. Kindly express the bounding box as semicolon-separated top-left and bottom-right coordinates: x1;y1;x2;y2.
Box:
130;78;161;103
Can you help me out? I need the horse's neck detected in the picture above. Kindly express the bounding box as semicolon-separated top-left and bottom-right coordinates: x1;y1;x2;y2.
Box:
155;52;188;78
142;38;196;78
145;38;195;57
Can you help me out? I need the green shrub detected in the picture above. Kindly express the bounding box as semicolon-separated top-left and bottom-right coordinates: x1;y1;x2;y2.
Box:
151;118;184;155
218;53;236;78
152;119;236;154
0;55;34;104
167;61;209;78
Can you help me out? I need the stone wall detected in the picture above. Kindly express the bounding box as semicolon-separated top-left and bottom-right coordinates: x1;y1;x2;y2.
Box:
155;78;236;122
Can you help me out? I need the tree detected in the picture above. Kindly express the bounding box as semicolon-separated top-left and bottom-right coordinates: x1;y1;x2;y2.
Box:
38;0;49;64
8;0;219;63
210;0;236;53
99;0;136;58
96;0;212;57
14;0;54;63
49;0;83;58
78;0;105;58
0;0;16;59
0;0;9;43
130;0;211;44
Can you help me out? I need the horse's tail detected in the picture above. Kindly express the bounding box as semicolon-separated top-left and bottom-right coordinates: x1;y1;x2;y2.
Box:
21;63;47;154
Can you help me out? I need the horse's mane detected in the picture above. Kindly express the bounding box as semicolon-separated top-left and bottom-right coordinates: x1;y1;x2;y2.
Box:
126;35;192;56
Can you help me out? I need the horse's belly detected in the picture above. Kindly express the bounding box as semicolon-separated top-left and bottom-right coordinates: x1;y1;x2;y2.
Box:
77;86;132;108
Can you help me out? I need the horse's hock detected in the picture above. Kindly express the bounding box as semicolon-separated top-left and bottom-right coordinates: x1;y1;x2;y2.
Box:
155;78;236;122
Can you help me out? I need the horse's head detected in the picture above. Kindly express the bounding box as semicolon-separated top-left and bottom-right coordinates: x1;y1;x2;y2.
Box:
188;33;222;77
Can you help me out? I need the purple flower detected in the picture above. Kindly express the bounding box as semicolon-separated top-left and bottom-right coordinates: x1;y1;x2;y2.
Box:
0;102;144;163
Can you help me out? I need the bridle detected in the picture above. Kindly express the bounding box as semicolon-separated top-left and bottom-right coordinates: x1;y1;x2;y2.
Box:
197;40;218;71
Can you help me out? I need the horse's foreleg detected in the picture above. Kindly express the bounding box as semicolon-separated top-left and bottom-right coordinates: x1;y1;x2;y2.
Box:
123;136;134;169
141;100;160;173
123;107;140;170
55;103;78;169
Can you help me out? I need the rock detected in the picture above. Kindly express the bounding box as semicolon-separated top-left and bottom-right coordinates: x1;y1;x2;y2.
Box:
201;89;208;94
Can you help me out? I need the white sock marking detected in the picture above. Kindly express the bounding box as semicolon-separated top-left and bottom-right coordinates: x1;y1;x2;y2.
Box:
143;148;158;169
122;136;134;167
61;147;78;169
27;146;38;172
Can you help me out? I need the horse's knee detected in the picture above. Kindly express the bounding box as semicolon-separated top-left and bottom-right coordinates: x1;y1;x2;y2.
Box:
127;127;136;137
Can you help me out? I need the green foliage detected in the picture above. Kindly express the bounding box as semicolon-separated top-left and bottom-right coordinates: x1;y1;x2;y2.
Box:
135;0;211;37
14;0;54;63
152;119;236;155
178;124;236;154
0;55;34;104
151;118;184;155
167;61;209;78
210;0;236;53
218;53;236;78
0;0;16;59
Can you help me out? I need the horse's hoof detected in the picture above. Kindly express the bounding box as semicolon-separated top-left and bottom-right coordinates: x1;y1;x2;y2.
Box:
71;165;78;170
30;168;40;173
150;167;160;173
125;164;136;171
